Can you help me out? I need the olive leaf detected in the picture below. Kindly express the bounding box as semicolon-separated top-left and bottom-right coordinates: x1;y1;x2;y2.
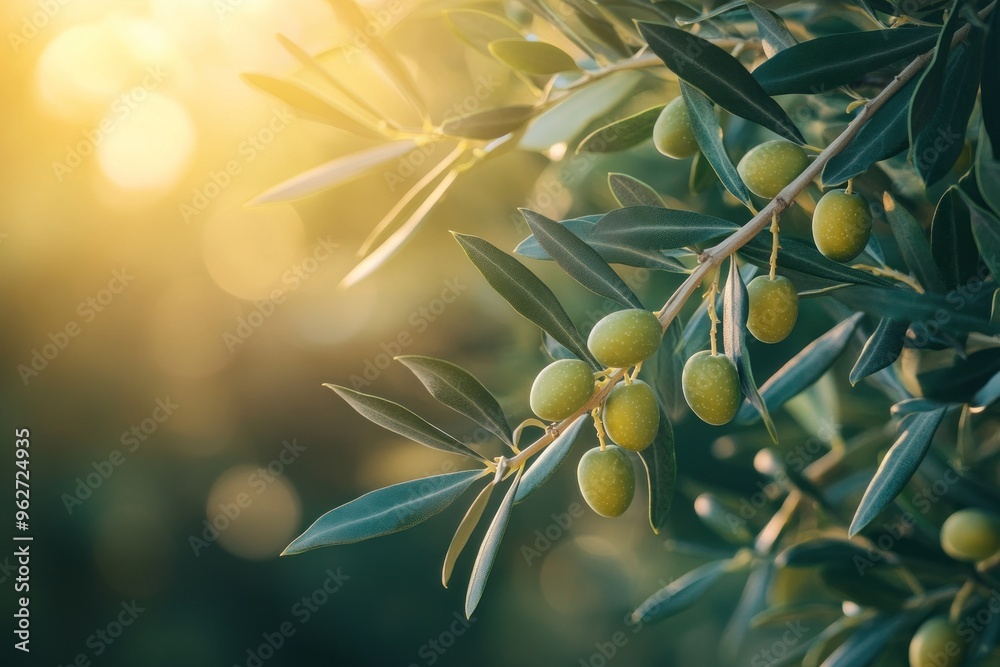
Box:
747;2;796;58
631;559;732;623
883;192;945;293
442;481;494;587
608;173;663;208
516;414;589;502
638;408;678;532
850;317;910;386
577;106;663;154
441;105;537;140
488;38;580;75
466;471;521;617
679;82;752;206
931;186;979;289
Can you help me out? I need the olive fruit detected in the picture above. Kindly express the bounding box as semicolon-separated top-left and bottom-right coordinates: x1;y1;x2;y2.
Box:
908;616;964;667
746;275;799;344
577;445;635;517
812;189;872;263
587;309;662;369
603;380;660;451
736;140;809;199
940;508;1000;562
682;351;741;425
653;97;699;159
529;359;594;421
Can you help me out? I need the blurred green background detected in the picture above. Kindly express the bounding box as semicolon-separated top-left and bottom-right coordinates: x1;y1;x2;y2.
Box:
0;1;892;665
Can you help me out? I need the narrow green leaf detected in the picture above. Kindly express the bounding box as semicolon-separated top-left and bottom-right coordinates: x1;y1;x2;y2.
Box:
654;320;687;422
396;356;512;446
638;408;678;532
283;470;487;553
577;106;663;154
465;472;521;617
637;22;804;144
971;369;1000;413
326;384;487;461
441;105;537;140
595;206;738;249
516;414;588;502
521;209;643;309
931;186;979;290
890;398;945;417
489;38;579;75
679;82;753;206
775;539;878;569
752;27;938;95
442;482;494;587
454;234;599;367
689;151;716;195
724;257;777;443
913;36;983;185
850;317;909;385
983;4;1000;154
719;562;774;663
848;406;947;536
444;9;523;54
241;73;383;139
908;2;963;143
631;559;730;623
741;235;893;287
608;173;664;208
963;183;1000;279
737;313;864;423
883;192;945;293
823;76;920;186
248;140;420;205
820;613;912;666
977;129;1000;217
674;0;745;25
747;2;796;58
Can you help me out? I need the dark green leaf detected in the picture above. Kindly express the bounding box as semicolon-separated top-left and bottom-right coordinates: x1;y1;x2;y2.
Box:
688;150;716;195
823;76;920;186
638;408;678;532
521;209;643;308
723;257;777;442
931;185;979;290
913;35;983;185
737;313;864;423
444;9;523;54
241;73;382;139
890;398;946;416
466;472;520;617
516;414;588;502
631;559;730;623
741;235;893;287
753;27;938;95
442;482;493;587
609;173;663;208
849;406;947;536
488;38;579;75
326;385;487;461
908;1;963;142
455;233;598;366
775;538;878;569
654;320;688;422
283;470;487;553
595;206;738;249
679;82;753;206
819;613;911;666
850;318;909;385
637;22;804;143
983;4;1000;155
441;105;537;140
977;130;1000;217
395;356;512;446
747;2;796;58
883;192;945;292
834;285;1000;336
963;181;1000;278
577;106;663;154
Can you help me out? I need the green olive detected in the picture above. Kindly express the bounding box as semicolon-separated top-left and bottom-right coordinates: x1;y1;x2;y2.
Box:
746;275;799;344
529;359;595;421
908;616;964;667
940;508;1000;562
736;140;809;199
603;380;659;451
653;97;699;159
682;351;741;426
587;309;662;369
812;189;872;263
577;445;635;517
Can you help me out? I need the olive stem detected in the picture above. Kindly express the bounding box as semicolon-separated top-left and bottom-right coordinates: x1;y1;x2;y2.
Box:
708;270;721;356
852;263;925;293
768;212;780;281
592;407;608;451
845;178;854;195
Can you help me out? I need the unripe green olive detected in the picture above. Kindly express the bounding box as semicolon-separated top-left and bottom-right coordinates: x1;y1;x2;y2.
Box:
529;359;595;421
908;616;964;667
587;309;662;369
603;380;659;451
577;445;635;517
682;351;741;426
812;189;872;263
746;275;799;344
653;97;699;159
736;140;809;199
940;508;1000;562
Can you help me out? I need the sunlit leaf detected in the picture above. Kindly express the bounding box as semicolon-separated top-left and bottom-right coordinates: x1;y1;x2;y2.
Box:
595;206;738;249
444;9;523;54
441;105;537;140
442;481;494;587
674;0;745;25
747;2;796;58
466;471;520;617
608;173;663;208
489;38;580;75
577;106;663;154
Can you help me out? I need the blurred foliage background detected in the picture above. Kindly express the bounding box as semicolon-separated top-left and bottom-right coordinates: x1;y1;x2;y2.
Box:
0;0;929;665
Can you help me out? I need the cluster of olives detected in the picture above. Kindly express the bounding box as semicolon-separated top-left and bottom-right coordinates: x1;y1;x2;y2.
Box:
529;309;664;518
